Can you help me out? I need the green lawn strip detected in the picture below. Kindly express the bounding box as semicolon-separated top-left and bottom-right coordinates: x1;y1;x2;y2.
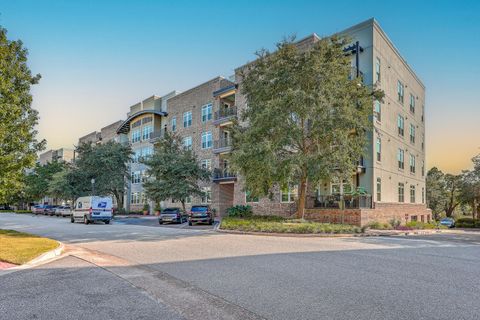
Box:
0;230;59;265
220;216;363;234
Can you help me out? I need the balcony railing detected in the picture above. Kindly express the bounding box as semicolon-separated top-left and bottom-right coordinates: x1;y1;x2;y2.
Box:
213;106;237;125
213;138;232;153
149;129;166;141
213;168;237;182
313;194;372;209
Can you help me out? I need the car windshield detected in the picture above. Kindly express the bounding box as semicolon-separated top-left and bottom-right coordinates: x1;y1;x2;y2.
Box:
191;206;208;212
162;208;178;213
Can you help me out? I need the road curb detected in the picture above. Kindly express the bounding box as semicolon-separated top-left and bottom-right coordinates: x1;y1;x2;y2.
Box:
215;228;447;238
0;242;65;276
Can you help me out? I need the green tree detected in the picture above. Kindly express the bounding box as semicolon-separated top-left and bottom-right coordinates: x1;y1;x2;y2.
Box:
426;167;446;219
459;155;480;219
75;141;132;208
141;132;210;213
0;26;45;202
23;161;65;203
443;173;462;217
47;165;88;204
230;36;383;218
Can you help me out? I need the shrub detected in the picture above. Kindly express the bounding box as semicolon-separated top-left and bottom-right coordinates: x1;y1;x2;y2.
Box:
14;210;32;214
405;221;438;230
227;205;253;218
367;221;392;230
220;216;362;234
389;219;401;228
456;218;479;228
142;203;150;212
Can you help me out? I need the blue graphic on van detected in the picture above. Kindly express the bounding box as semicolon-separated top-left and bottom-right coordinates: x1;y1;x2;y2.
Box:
98;202;107;208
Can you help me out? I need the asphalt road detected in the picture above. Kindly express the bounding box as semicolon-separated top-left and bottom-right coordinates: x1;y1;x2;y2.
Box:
1;213;480;320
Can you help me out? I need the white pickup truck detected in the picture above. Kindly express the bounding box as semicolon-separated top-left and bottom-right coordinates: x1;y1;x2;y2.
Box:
71;196;113;225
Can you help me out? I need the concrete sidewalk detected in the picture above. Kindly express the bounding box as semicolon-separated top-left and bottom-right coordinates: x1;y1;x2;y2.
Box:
0;255;185;320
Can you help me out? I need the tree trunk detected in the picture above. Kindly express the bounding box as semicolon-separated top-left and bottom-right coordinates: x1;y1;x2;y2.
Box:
181;200;186;214
297;172;308;220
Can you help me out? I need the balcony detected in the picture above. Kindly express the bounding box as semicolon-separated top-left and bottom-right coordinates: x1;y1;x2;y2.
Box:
313;194;372;209
213;168;237;183
149;130;166;142
213;138;232;154
213;106;237;126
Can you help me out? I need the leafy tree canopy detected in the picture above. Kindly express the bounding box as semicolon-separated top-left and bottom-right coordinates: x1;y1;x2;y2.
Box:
0;26;45;202
141;132;210;212
230;36;383;218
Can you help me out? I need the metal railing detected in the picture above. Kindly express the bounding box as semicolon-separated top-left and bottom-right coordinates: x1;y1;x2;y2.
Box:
213;168;237;181
214;106;237;121
150;129;166;141
313;194;372;209
213;138;232;150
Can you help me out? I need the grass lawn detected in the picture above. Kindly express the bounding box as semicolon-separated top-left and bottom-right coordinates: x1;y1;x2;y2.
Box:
220;216;363;234
0;230;59;265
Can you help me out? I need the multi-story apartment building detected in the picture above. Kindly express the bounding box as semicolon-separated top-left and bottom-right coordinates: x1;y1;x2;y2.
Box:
105;18;430;224
78;120;124;145
38;148;75;165
116;92;179;212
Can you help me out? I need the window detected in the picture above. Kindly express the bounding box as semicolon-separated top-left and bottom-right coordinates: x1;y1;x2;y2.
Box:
142;125;153;140
410;94;415;113
141;170;148;183
142;117;152;124
397;115;404;136
376;137;381;162
141;192;147;204
131;120;141;128
375;57;381;83
374;100;381;122
142;146;153;159
421;135;424;151
410;154;416;173
171;117;177;132
376;178;381;202
411;215;418;222
201;159;211;171
131;171;141;184
398;183;404;203
130;192;140;204
183;111;192;128
201;103;213;122
246;190;259;203
422;187;425;204
410;185;416;203
201;131;212;149
201;186;212;203
131;129;141;143
421;160;425;177
281;185;298;203
185;195;192;204
421;105;425;122
398;149;405;169
183;136;192;150
133;149;142;163
397;80;404;104
410;124;415;144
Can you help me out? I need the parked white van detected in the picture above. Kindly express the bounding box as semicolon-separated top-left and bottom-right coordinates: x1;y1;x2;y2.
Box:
71;196;113;224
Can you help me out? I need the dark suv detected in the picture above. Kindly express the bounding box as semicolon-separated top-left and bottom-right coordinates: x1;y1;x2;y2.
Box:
159;208;187;224
188;205;214;226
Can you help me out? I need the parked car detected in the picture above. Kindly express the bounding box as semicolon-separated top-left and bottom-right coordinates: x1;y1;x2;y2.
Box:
440;217;455;228
32;205;47;215
188;205;214;226
71;196;113;224
159;208;187;224
45;205;58;216
55;206;72;217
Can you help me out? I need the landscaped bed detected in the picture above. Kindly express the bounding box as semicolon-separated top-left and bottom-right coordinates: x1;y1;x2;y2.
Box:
0;230;59;265
220;216;364;234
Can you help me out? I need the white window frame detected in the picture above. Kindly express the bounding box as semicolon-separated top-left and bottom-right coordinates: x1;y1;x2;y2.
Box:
201;103;213;122
201;186;212;204
281;185;298;203
201;131;212;149
171;117;177;132
398;115;404;136
142;125;153;140
398;148;404;169
183;136;192;150
374;100;381;122
201;159;211;171
375;57;381;83
183;111;192;128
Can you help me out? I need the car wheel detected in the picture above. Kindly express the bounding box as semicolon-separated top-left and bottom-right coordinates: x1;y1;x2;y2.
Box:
188;221;193;226
84;215;90;225
159;221;163;225
208;219;213;225
104;220;110;225
71;216;74;223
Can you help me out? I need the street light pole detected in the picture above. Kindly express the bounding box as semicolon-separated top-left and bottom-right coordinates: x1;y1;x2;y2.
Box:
91;178;95;196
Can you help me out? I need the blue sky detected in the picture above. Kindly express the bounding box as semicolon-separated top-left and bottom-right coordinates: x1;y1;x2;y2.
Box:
1;0;479;173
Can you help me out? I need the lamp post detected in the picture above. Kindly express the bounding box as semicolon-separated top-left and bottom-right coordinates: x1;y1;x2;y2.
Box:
91;178;95;196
